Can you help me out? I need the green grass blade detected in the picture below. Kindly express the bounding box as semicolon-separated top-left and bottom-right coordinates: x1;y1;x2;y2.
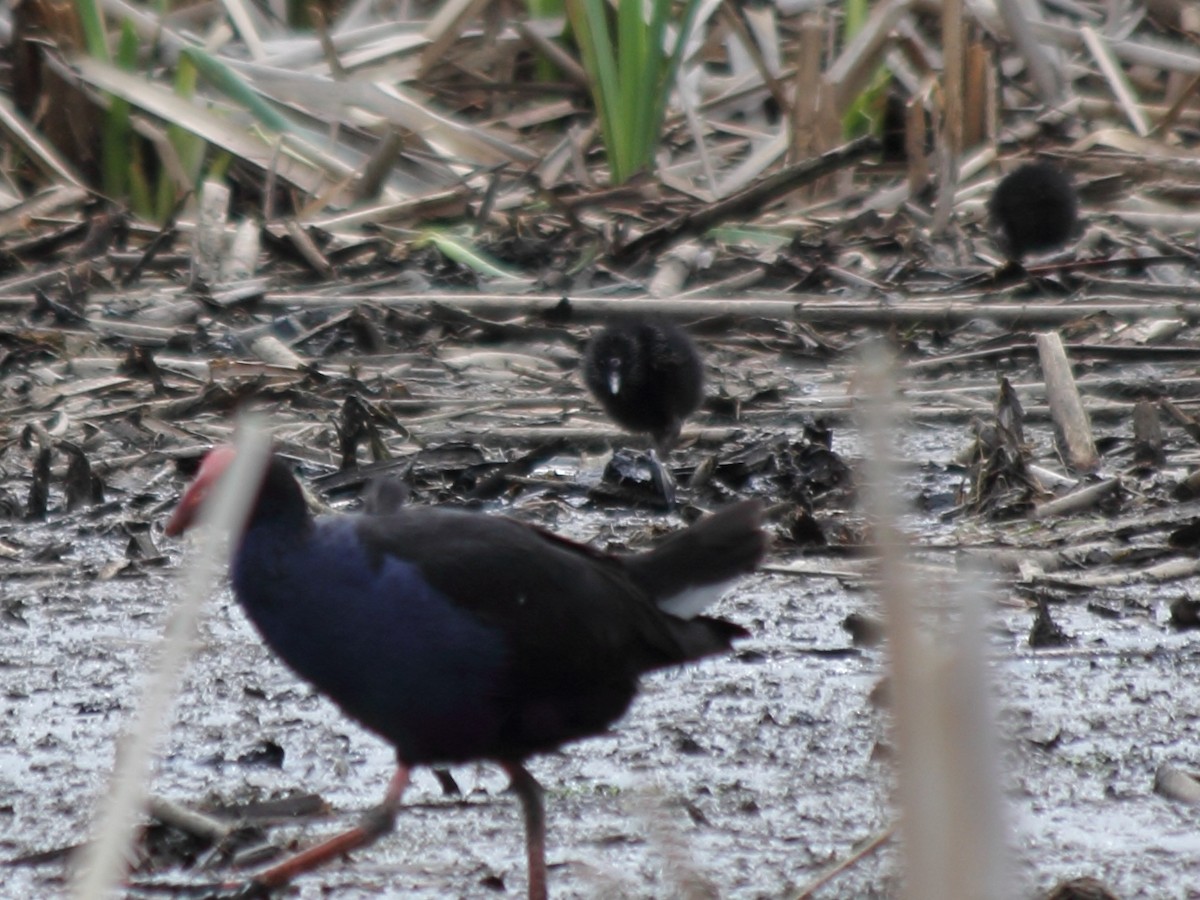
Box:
567;0;623;180
653;0;699;145
616;0;647;180
525;0;564;81
100;19;139;201
587;1;624;165
181;47;290;133
156;53;204;220
633;0;672;171
128;144;153;216
171;55;204;179
416;229;529;281
75;0;111;63
207;150;233;182
840;0;887;138
568;0;699;184
844;0;869;42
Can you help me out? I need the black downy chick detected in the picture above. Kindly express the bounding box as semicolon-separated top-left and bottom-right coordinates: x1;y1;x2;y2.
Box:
988;161;1079;261
583;319;704;503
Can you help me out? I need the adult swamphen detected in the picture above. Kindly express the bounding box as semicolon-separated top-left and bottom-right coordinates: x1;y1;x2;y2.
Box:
166;447;765;898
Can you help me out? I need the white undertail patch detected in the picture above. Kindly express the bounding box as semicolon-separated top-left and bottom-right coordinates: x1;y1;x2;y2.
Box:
655;579;735;619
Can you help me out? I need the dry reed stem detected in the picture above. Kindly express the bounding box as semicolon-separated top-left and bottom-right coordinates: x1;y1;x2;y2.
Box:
71;420;271;900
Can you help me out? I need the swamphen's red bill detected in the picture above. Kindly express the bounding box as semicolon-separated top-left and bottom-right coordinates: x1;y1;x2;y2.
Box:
166;445;766;899
164;445;238;536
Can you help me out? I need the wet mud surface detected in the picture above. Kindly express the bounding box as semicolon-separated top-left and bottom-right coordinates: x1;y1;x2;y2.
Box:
6;476;1200;899
3;326;1200;899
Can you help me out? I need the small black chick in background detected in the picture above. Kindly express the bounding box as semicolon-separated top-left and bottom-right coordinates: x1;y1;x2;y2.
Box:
988;161;1079;261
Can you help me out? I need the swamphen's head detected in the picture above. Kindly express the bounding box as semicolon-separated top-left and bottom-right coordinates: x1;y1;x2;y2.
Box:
166;446;303;537
165;446;239;536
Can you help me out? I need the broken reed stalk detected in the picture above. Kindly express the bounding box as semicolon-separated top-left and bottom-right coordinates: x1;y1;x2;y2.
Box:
145;796;235;846
6;288;1200;330
1132;399;1165;467
1029;556;1200;590
1035;332;1099;473
931;0;963;238
793;823;897;899
614;136;879;261
1154;764;1200;805
994;0;1063;106
191;180;231;288
1032;476;1119;519
71;421;271;900
254;294;1200;329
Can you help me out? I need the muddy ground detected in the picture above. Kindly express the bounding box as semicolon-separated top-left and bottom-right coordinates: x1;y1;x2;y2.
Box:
3;315;1200;900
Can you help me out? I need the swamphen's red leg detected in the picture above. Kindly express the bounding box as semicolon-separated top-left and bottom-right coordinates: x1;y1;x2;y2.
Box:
245;765;411;891
501;761;547;900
